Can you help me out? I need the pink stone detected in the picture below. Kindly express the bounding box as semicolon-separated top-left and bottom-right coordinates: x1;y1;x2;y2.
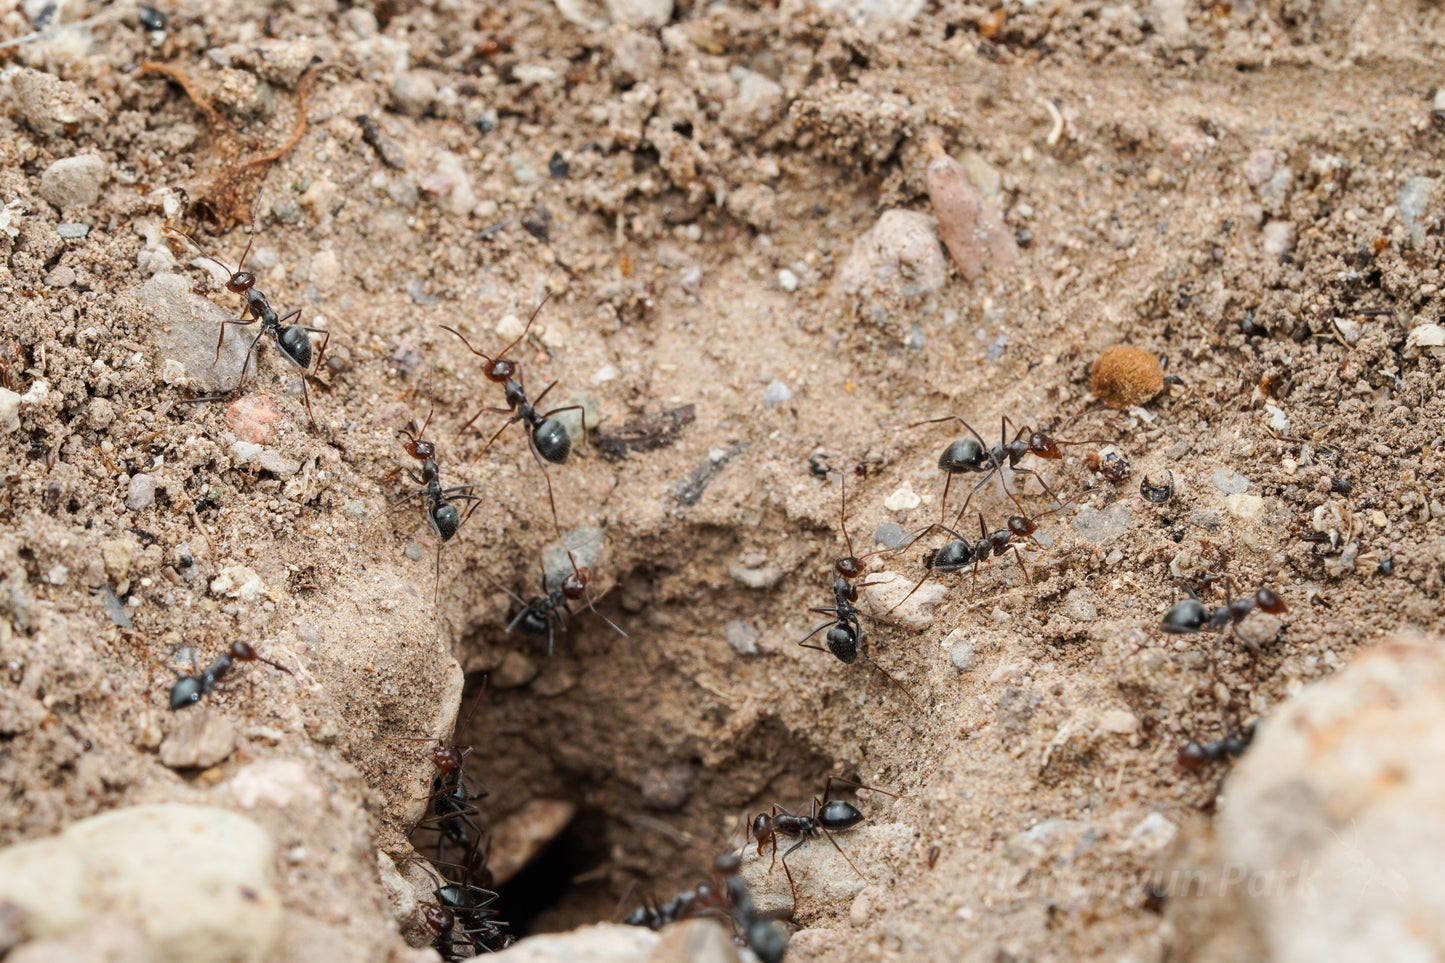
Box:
226;394;284;444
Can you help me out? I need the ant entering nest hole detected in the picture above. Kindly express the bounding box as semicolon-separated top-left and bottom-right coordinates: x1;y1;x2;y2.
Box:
411;615;839;941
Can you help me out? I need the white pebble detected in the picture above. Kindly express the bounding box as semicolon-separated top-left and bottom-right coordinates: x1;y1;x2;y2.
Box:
883;483;921;512
777;268;799;292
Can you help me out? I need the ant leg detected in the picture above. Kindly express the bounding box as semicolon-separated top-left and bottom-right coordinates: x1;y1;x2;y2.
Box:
213;316;261;368
821;776;902;801
948;469;1002;530
297;366;318;427
301;325;330;373
468;414;518;462
861;652;919;708
1009;544;1032;585
816;826;868;882
798;618;838;652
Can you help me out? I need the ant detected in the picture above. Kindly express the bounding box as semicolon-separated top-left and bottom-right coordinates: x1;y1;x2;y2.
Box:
798;473;917;705
747;776;899;909
483;559;627;656
169;641;292;710
406;836;513;957
716;852;789;963
1177;722;1255;773
440;295;585;545
914;415;1099;526
391;681;491;863
1160;578;1287;652
388;409;486;604
168;226;331;426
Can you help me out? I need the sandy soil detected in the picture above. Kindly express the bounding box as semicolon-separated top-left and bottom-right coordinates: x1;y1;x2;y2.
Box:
2;0;1444;959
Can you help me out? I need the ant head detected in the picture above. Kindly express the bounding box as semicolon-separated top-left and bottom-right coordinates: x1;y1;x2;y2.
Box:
1028;431;1063;459
429;744;466;774
404;438;436;462
1254;588;1287;614
230;641;257;661
750;812;774;842
1007;515;1036;538
561;567;590;600
1160;598;1207;634
484;358;516;383
939;438;988;473
835;555;864;579
421;903;454;935
1176;741;1209;773
224;269;256;295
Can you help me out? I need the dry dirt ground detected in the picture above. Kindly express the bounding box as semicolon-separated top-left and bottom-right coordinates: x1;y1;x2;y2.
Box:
2;0;1444;960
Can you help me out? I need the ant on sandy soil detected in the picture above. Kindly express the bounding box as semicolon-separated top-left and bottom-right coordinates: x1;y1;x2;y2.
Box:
390;684;491;863
747;776;900;909
1176;722;1256;773
482;556;628;656
914;414;1101;526
404;833;513;957
1160;577;1287;652
388;409;486;604
798;473;918;705
169;641;292;710
440;295;586;544
167;226;331;426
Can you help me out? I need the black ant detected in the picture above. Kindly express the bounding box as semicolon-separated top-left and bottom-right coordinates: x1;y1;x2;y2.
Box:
1160;579;1287;652
440;295;585;545
406;836;513;957
169;641;292;710
914;415;1099;526
747;776;899;909
481;558;627;656
168;227;331;427
1176;722;1255;773
389;409;485;604
799;473;917;705
391;682;491;863
716;852;789;963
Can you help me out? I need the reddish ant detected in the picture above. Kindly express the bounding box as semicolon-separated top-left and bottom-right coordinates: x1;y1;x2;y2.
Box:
169;641;292;710
799;473;917;705
913;415;1100;526
167;226;331;427
481;555;627;656
1177;723;1255;773
747;776;899;909
390;681;491;863
388;409;485;604
440;295;585;544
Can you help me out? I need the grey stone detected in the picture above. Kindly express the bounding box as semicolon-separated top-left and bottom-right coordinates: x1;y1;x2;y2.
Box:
724;619;760;655
9;69;107;137
391;71;437;118
125;474;157;511
1398;176;1435;248
140;273;254;391
0;804;281;960
609;31;662;84
1187;507;1224;530
0;388;19;434
763;379;793;408
56;222;90;239
39;154;109;211
1069;502;1131;544
1211;467;1251;494
604;0;674;26
833;209;946;302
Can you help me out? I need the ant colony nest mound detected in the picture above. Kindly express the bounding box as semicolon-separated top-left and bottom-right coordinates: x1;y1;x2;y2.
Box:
2;1;1444;962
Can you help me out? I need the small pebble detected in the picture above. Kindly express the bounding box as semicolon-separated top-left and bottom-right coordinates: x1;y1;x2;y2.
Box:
391;70;437;118
762;379;793;408
872;523;907;549
1069;502;1131;544
1226;492;1264;518
1187;507;1224;531
160;711;238;769
1091;345;1164;409
0;388;19;433
883;484;921;512
724;619;760;655
1126;812;1179;853
56;222;90;239
404;543;424;561
1211;468;1251;494
639;761;695;811
210;566;265;601
226;395;283;445
1397;176;1434;247
491;650;539;689
1097;709;1140;736
257;449;301;477
924;137;1017;281
1262;219;1296;256
950;642;978;672
39;154;109;211
777;268;799;292
125;473;157;511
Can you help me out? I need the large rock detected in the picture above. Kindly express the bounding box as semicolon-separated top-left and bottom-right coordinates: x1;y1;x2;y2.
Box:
0;804;282;963
1172;635;1445;962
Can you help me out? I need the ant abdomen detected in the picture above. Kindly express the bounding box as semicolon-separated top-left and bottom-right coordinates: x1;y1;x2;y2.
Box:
818;799;865;831
532;417;570;463
431;503;462;541
279;324;314;368
826;624;859;664
169;676;204;710
938;438;987;473
924;541;973;572
1161;598;1208;634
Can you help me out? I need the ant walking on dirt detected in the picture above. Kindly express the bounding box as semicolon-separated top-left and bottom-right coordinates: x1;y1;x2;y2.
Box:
798;473;918;705
914;415;1101;527
440;295;585;544
1160;576;1287;652
747;776;900;909
482;556;627;656
168;226;331;426
391;682;491;863
169;641;292;710
387;408;486;604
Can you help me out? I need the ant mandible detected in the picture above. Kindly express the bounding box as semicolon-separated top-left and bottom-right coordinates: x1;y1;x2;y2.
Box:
798;472;917;705
390;409;486;604
1160;578;1287;652
440;294;585;544
169;641;292;710
168;226;331;427
747;776;900;909
913;415;1099;526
